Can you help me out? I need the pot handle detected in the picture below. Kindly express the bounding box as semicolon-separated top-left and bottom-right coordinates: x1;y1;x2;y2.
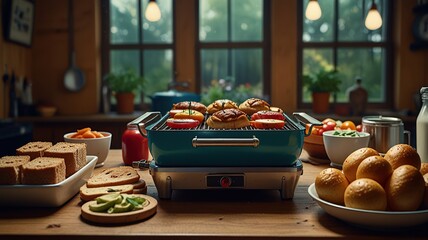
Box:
192;136;260;148
128;112;162;137
292;112;323;137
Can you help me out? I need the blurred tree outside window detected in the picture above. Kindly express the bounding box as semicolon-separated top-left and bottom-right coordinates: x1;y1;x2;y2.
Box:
105;0;174;107
300;0;390;106
198;0;268;105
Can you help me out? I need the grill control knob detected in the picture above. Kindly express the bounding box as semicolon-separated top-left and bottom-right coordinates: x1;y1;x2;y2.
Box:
220;176;232;188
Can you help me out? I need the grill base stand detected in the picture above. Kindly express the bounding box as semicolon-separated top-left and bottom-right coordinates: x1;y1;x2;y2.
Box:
149;160;303;200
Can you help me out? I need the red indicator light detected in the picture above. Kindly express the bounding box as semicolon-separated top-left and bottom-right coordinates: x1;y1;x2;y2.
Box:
220;177;231;188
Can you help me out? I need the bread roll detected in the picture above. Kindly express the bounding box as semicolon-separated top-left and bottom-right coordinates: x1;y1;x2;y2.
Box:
342;147;379;183
344;178;387;211
421;162;428;176
0;155;31;184
16;141;52;160
385;165;425;211
207;99;238;114
238;98;270;116
384;144;421;170
422;173;428;209
21;157;66;185
315;168;349;205
206;108;250;129
172;101;207;114
356;155;393;186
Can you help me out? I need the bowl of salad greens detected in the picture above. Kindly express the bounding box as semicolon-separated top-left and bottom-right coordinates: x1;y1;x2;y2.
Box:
322;130;370;168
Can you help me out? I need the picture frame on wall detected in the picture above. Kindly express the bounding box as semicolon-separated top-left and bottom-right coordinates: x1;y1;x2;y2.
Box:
2;0;34;47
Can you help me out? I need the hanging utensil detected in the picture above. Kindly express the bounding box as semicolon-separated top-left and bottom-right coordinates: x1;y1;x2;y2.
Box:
64;0;85;92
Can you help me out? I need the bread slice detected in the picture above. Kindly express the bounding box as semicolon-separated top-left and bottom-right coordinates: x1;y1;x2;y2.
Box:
21;157;66;185
44;142;86;177
16;142;53;160
131;179;147;194
0;155;31;184
79;184;134;201
86;166;140;188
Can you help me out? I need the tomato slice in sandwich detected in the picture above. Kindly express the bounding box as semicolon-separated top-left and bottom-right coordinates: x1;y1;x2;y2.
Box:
166;118;200;129
250;111;285;121
250;119;285;129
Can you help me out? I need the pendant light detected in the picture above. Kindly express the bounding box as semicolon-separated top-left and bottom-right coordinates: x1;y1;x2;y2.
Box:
145;0;161;22
365;0;382;30
305;0;322;21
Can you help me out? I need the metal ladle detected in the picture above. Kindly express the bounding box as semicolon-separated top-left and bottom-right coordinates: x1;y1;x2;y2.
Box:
64;0;85;92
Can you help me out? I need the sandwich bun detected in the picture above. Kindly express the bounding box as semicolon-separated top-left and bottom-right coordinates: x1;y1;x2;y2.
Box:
315;168;349;205
344;178;387;211
384;144;421;170
342;147;380;183
206;108;250;129
356;155;393;186
385;165;425;211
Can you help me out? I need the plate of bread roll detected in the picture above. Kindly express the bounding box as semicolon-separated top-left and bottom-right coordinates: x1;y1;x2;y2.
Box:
0;141;98;207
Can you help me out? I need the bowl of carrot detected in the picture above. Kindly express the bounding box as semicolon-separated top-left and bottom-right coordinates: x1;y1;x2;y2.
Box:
64;128;112;167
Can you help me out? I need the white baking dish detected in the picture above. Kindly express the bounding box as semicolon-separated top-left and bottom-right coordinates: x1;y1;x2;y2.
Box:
0;156;98;207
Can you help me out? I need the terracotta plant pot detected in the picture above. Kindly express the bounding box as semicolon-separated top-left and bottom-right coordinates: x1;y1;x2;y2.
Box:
115;92;135;114
312;92;330;114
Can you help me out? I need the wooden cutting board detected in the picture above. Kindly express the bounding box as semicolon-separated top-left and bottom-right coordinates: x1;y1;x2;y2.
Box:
81;194;157;224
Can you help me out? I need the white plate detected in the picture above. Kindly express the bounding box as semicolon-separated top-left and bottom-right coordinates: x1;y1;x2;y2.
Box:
308;183;428;228
0;156;98;207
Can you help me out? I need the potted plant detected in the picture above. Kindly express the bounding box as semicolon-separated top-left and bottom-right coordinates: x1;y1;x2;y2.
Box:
303;69;341;114
105;69;144;114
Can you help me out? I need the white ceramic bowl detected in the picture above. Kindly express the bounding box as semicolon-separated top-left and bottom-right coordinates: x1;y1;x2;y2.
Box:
322;130;370;168
64;132;112;167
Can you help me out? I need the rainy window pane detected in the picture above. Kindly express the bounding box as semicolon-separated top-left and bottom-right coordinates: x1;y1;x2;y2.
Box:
110;0;139;44
142;0;173;43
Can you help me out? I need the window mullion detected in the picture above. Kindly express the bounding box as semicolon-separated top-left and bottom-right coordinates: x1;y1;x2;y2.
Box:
138;0;143;76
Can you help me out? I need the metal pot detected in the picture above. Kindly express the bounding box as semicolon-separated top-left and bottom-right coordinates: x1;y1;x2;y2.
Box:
362;116;409;153
150;90;201;115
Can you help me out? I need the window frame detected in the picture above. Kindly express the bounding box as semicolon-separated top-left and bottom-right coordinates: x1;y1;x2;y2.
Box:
297;0;394;110
195;0;272;100
101;0;176;111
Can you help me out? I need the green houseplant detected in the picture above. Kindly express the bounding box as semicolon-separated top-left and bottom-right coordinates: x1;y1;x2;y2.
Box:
105;69;144;114
303;69;341;114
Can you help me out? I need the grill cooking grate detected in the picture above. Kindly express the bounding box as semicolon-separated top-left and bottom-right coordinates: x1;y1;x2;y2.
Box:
151;113;302;132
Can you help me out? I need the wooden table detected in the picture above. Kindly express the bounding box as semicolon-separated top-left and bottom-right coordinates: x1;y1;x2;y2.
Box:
0;150;427;239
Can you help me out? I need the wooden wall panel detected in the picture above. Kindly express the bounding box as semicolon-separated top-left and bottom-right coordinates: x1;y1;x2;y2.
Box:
271;0;297;112
31;0;100;115
394;0;428;112
0;0;33;118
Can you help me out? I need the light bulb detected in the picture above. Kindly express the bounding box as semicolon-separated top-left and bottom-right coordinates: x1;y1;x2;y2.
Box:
365;2;382;30
145;0;161;22
305;0;322;21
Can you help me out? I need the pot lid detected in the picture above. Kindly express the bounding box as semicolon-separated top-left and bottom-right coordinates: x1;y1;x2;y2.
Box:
152;90;199;98
362;115;403;126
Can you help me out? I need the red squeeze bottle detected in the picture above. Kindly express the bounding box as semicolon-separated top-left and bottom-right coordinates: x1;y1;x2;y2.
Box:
121;124;148;165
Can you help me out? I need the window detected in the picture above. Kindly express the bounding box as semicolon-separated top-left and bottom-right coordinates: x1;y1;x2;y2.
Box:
102;0;174;107
197;0;270;105
299;0;392;108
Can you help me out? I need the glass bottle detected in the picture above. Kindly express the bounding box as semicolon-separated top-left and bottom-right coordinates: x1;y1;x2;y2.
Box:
121;124;148;165
416;87;428;163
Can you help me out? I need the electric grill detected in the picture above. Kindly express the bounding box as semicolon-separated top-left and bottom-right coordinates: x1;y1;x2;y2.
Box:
132;111;320;199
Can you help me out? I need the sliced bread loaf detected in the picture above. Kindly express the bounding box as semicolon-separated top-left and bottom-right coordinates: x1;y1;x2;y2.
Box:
79;184;134;201
44;142;86;177
21;157;66;185
16;142;52;160
86;166;140;188
0;155;31;184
